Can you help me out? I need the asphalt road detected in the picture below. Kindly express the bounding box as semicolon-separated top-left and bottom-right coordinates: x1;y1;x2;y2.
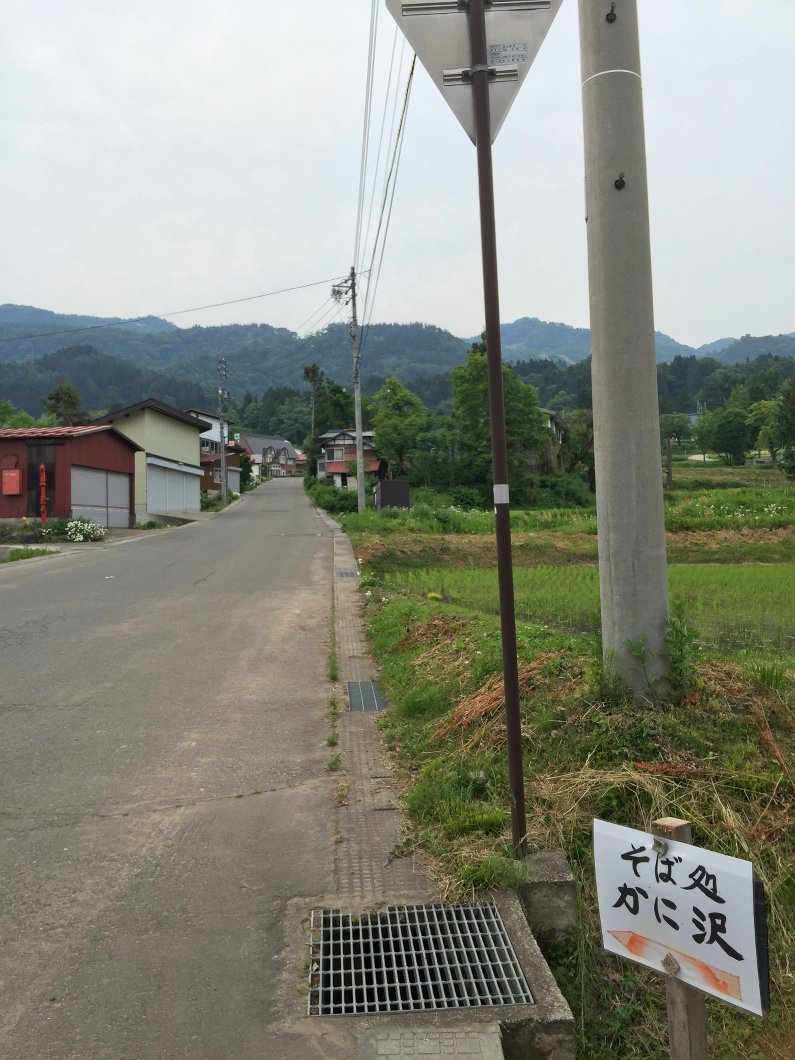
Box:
0;481;342;1059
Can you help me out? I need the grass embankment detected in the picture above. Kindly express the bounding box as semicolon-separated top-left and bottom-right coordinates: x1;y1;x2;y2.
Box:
346;484;795;1060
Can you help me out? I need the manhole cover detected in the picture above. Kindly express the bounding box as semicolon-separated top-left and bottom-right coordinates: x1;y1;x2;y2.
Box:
347;681;386;712
308;902;534;1015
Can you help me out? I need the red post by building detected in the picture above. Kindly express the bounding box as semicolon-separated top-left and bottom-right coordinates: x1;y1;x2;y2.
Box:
39;463;47;527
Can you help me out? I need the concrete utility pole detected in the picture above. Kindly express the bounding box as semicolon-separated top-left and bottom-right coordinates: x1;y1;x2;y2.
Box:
333;268;366;513
579;0;669;697
217;357;229;506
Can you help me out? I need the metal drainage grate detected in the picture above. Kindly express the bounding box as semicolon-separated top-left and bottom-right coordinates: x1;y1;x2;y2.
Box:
347;681;386;712
336;569;360;579
307;902;534;1016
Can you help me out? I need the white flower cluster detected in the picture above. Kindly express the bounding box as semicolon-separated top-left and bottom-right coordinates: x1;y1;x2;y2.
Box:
65;519;106;542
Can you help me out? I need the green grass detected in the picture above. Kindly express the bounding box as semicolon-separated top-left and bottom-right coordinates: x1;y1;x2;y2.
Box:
384;563;795;657
339;487;794;537
668;464;786;489
352;477;795;1059
0;546;56;563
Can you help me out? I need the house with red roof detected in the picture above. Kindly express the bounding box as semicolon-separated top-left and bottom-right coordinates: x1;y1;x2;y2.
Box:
316;429;380;491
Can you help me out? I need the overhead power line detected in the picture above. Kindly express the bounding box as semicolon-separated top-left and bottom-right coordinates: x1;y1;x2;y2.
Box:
360;56;416;347
353;0;381;270
0;275;350;345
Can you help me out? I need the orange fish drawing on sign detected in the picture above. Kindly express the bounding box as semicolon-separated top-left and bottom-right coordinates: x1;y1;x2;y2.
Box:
609;931;743;1001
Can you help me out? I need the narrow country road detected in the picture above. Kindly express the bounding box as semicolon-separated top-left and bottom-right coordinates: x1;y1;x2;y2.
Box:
0;480;343;1058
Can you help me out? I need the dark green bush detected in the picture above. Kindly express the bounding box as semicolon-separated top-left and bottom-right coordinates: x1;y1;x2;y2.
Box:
304;477;358;514
526;473;594;509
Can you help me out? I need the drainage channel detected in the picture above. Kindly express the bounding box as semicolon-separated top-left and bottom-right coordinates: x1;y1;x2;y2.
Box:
308;902;534;1017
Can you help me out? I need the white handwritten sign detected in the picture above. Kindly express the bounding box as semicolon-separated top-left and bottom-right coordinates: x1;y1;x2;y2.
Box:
594;820;767;1016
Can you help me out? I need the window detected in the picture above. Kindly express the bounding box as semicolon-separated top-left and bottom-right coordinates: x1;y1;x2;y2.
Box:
213;468;221;483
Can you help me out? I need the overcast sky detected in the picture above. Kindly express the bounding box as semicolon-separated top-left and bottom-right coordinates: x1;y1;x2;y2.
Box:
2;1;793;349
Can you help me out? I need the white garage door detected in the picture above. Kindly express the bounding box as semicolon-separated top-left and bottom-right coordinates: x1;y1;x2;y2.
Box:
71;466;131;527
147;464;201;515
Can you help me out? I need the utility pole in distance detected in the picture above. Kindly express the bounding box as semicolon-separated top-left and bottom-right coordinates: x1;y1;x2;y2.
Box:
217;357;229;506
579;0;669;698
332;268;366;513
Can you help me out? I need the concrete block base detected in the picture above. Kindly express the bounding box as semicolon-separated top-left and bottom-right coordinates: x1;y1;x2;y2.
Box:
518;850;578;941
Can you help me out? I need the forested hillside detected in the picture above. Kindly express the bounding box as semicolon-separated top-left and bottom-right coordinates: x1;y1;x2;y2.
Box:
0;345;211;416
1;303;793;418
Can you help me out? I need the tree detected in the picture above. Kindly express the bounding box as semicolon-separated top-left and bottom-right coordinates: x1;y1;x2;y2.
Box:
747;399;782;464
775;377;795;478
561;408;595;491
303;378;355;477
705;405;755;465
691;412;714;462
451;342;546;503
303;363;324;435
239;453;254;492
42;382;83;425
659;412;693;446
370;378;430;479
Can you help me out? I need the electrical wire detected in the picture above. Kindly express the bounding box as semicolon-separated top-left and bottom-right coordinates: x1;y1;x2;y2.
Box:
360;56;416;347
352;0;380;271
359;26;401;277
294;296;336;337
297;297;346;338
0;275;350;345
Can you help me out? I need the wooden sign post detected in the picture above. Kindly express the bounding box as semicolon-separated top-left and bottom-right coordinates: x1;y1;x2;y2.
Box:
652;818;708;1060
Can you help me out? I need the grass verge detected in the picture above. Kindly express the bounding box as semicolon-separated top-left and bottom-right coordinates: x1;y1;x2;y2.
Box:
352;495;795;1059
0;546;57;563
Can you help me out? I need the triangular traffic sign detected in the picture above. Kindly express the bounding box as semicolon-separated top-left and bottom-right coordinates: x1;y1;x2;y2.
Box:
386;0;563;143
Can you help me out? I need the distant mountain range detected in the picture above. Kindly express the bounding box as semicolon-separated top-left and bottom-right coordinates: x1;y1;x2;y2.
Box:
1;303;793;416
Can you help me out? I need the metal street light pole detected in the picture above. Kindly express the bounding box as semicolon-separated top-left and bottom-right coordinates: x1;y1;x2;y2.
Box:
468;0;527;855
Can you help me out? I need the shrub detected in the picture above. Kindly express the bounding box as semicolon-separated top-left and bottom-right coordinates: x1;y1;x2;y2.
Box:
526;473;594;508
449;486;488;510
65;519;106;542
305;477;358;514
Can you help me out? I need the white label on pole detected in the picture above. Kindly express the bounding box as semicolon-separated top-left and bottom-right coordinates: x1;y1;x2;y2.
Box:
493;484;509;505
489;42;529;65
593;820;765;1016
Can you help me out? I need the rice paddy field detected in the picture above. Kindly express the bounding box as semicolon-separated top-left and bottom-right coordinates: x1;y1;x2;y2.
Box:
389;563;795;657
333;466;795;1059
